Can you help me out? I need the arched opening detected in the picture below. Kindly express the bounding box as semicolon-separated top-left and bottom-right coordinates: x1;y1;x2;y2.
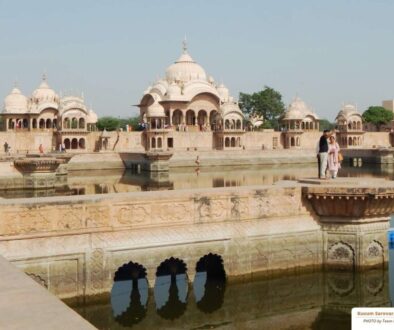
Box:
71;138;78;149
64;118;70;129
291;137;295;147
157;137;162;149
151;137;156;149
186;110;196;125
357;121;361;130
32;119;37;129
71;118;78;129
39;119;45;129
209;110;218;130
79;118;85;129
194;253;226;313
52;119;57;129
225;119;230;130
349;137;353;146
112;261;148;327
22;118;28;129
225;137;230;148
78;138;85;149
8;119;14;130
64;138;71;149
197;110;208;129
236;120;242;130
301;122;305;130
172;110;183;126
230;137;235;147
155;257;188;320
46;118;52;129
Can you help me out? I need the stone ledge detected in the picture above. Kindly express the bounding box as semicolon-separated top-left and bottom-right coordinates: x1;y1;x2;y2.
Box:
0;255;95;329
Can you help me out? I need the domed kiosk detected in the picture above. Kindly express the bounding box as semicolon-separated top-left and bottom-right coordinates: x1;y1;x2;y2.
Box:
280;97;319;148
335;104;364;148
1;75;98;152
137;40;245;151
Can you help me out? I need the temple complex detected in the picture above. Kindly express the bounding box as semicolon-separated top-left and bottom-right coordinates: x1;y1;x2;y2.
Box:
1;75;98;151
1;43;393;155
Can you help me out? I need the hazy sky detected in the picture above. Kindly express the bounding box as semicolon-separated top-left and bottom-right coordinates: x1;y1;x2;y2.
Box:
0;0;393;120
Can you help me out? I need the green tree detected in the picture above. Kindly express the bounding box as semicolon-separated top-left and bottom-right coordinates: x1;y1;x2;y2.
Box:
319;119;335;132
239;86;285;130
362;106;394;130
96;116;143;131
96;116;121;131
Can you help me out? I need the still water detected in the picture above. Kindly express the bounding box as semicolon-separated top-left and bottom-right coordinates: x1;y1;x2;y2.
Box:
1;162;393;198
69;267;393;330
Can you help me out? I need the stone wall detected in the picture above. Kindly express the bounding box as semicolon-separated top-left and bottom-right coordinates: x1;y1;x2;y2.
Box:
363;132;391;148
0;131;54;154
0;184;322;298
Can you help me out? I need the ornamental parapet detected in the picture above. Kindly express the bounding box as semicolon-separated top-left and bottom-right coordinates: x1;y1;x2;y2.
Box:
302;182;394;222
14;158;65;173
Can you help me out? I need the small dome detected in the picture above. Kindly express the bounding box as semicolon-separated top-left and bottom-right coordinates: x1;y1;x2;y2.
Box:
167;82;181;97
4;87;28;113
165;50;207;83
31;76;58;103
87;109;98;123
283;96;313;120
220;101;243;117
146;102;165;117
217;83;229;102
336;103;361;122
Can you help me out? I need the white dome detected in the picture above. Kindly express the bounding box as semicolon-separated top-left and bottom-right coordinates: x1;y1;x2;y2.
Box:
4;87;28;113
220;101;243;117
87;109;98;123
165;51;207;83
32;77;58;103
146;102;165;118
217;83;229;102
283;96;316;120
336;104;361;121
167;82;181;97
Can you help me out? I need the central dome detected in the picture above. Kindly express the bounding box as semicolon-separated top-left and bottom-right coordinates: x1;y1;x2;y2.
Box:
32;76;58;103
165;48;207;83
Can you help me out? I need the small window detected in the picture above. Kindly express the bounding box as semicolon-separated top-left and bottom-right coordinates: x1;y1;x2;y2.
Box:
168;137;173;148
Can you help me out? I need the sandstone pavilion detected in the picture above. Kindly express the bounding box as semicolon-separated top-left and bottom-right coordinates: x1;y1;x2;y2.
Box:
2;75;98;150
138;41;246;151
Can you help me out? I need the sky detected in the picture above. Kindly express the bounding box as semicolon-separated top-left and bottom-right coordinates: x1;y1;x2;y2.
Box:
0;0;393;121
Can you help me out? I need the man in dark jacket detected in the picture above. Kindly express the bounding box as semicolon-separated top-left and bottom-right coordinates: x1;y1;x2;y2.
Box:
316;130;330;179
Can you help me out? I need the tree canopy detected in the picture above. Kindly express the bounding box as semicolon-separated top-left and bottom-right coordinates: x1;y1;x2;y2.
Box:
319;119;335;132
96;116;143;131
239;86;285;130
362;106;393;129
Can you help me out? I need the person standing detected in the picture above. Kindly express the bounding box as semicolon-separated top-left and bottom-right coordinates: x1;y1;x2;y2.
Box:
39;144;44;154
317;130;330;179
328;135;341;179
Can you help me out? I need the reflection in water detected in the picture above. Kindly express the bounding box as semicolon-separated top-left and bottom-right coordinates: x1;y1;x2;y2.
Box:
71;268;391;330
194;253;226;313
154;257;188;320
155;275;188;320
3;163;394;198
111;262;149;327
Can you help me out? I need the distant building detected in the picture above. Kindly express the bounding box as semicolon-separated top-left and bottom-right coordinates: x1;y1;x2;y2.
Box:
1;75;98;150
382;100;394;112
138;40;245;150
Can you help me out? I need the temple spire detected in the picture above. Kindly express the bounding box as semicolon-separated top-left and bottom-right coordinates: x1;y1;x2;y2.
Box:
182;35;187;54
